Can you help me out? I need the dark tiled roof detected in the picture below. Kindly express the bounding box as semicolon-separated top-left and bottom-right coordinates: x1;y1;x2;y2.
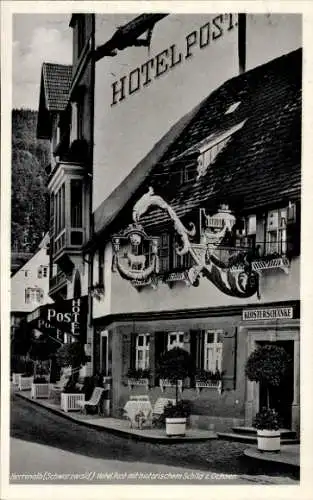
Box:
42;63;72;111
94;48;301;237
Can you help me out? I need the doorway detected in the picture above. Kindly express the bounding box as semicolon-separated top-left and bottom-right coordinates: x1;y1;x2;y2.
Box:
258;340;294;429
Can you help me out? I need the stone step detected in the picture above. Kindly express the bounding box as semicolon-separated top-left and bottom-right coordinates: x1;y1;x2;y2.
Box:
217;432;300;444
232;426;297;439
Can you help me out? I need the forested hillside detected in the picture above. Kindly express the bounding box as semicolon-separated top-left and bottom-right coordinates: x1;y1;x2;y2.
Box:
11;109;50;253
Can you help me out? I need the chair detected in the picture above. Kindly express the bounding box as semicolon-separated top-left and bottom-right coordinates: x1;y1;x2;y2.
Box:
77;387;104;415
152;398;176;427
50;373;70;401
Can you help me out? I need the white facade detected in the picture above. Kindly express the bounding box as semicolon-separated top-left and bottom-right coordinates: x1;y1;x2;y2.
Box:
11;236;53;314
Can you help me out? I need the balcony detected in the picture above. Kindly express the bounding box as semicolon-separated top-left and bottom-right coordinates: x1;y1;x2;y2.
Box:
49;270;68;296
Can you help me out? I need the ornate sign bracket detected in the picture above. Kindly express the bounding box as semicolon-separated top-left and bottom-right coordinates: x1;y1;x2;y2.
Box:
112;188;263;299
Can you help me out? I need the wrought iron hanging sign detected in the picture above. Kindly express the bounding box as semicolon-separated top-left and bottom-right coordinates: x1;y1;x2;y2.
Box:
112;222;159;289
112;187;260;298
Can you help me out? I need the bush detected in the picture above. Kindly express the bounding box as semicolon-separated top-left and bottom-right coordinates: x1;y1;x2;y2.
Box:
62;379;82;394
81;376;96;399
253;407;281;431
157;347;196;403
163;400;191;419
245;344;291;387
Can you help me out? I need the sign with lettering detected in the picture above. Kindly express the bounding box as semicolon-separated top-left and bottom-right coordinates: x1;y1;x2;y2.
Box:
242;307;293;321
111;14;237;106
38;297;88;343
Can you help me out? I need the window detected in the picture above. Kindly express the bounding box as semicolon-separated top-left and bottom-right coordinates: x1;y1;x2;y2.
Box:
167;332;185;350
24;270;30;278
204;330;223;373
25;288;44;304
172;235;194;270
266;209;287;255
77;98;84;139
38;266;48;278
70;179;83;228
54;184;65;236
98;249;104;286
159;233;170;272
136;334;150;370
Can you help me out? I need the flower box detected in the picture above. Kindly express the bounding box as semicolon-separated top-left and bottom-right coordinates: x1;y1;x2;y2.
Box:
31;383;51;399
159;379;183;393
61;393;85;412
18;376;33;391
195;380;222;395
127;378;149;391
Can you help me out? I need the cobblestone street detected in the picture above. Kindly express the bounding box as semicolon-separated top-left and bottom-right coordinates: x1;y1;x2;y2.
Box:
10;394;298;484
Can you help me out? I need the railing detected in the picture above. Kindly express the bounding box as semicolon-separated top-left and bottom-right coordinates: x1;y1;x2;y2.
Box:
49;271;67;291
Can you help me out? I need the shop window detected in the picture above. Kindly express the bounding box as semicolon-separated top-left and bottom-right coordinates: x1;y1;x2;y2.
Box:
25;287;44;304
266;209;287;255
135;334;150;370
167;332;184;350
204;330;223;373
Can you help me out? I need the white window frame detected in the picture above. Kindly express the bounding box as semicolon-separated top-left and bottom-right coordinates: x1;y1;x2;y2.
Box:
266;208;287;255
25;287;44;304
167;331;185;351
136;333;150;370
204;330;223;373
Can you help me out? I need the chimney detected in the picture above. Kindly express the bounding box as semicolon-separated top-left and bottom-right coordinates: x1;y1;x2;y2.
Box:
238;13;246;74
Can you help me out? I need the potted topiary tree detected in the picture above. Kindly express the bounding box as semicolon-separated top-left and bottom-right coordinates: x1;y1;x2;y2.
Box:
157;347;195;436
245;344;291;452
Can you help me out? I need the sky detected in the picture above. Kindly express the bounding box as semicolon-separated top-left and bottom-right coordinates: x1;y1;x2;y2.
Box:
12;13;302;207
13;14;72;109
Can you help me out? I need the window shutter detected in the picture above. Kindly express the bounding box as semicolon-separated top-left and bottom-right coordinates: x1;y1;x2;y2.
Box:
130;333;136;370
154;331;167;385
221;328;237;391
286;202;300;258
121;333;132;377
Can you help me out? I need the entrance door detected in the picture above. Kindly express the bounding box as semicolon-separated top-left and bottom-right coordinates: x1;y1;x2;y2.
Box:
258;340;294;428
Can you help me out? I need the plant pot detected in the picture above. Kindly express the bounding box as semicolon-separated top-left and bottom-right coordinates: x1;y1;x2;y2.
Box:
165;417;186;436
257;430;281;452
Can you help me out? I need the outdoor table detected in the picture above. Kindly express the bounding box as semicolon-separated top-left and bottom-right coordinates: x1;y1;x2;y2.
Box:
123;400;153;428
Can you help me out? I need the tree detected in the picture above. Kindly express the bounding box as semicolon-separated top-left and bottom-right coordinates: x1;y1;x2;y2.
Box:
245;344;291;408
11;109;50;253
55;342;87;382
157;347;195;404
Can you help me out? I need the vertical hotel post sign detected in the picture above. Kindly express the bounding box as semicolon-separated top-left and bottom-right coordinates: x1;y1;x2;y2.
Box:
38;297;88;343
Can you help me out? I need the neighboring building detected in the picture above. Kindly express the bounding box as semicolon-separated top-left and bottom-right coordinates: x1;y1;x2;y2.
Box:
37;13;301;433
11;233;52;339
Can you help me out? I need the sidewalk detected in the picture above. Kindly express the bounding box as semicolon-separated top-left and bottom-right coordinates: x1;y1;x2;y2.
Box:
14;390;218;443
244;445;300;468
